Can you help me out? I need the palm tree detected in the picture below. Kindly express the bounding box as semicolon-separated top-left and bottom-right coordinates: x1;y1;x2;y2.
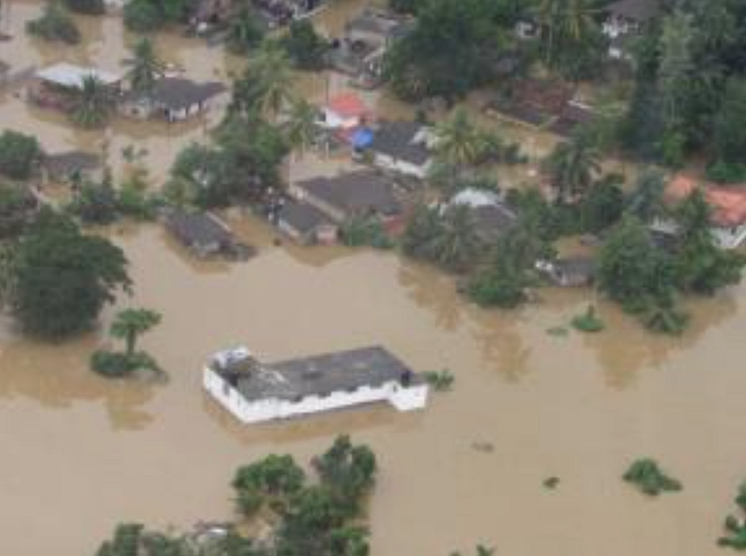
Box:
433;204;483;272
543;136;601;202
283;97;318;156
71;75;112;128
434;107;485;168
535;0;597;64
123;36;165;92
110;308;162;357
246;43;294;117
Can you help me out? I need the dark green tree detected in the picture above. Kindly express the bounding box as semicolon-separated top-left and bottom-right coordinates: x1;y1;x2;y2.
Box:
280;20;328;70
0;130;42;180
3;210;130;337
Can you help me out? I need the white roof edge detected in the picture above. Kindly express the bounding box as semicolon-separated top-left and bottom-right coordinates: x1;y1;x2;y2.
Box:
36;62;122;88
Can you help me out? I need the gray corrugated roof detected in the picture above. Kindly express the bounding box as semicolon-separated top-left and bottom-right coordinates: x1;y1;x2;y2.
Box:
369;121;432;166
166;210;233;248
471;204;517;238
605;0;661;21
220;346;421;402
125;78;226;110
44;151;101;177
278;200;334;234
297;171;400;218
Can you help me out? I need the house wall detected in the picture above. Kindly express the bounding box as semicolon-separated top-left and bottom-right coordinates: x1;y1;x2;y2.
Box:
373;153;430;180
651;218;746;250
203;367;428;424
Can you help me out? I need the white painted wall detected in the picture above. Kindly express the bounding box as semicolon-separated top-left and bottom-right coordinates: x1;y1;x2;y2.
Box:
373;153;431;180
203;367;428;424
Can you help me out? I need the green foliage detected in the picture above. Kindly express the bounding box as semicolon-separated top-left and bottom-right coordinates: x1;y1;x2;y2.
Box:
0;130;42;180
580;176;625;234
233;454;305;516
543;477;560;490
339;216;393;249
0;183;37;238
713;78;746;166
231;43;293;117
718;482;746;550
68;174;119;225
422;369;454;391
4;210;130;338
626;169;667;223
124;0;164;32
124;37;165;92
226;4;265;55
706;161;746;184
280;20;328;70
70;75;114;128
26;2;81;44
91;308;162;378
623;459;682;496
543;135;602;203
570;304;604;333
90;350;159;378
95;523;194;556
384;0;507;101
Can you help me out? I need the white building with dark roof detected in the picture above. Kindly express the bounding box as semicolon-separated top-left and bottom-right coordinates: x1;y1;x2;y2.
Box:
120;78;227;121
203;346;429;423
366;121;434;179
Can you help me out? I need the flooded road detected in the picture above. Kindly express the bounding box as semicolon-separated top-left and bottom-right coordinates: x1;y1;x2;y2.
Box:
0;218;744;556
1;2;746;556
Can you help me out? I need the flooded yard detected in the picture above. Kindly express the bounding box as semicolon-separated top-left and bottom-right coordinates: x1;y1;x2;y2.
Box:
1;2;746;556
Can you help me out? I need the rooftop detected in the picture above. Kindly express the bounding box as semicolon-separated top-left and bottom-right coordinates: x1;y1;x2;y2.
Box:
346;8;412;41
44;151;101;177
368;121;432;166
605;0;662;21
124;78;226;110
212;346;421;402
296;171;400;218
166;210;234;247
278;200;334;234
326;92;370;119
666;175;746;228
36;62;121;89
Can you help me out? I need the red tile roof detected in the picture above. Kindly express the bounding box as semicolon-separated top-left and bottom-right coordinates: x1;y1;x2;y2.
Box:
666;175;746;228
326;92;370;119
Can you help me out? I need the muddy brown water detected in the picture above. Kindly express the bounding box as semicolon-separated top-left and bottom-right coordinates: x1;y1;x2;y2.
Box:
2;2;746;556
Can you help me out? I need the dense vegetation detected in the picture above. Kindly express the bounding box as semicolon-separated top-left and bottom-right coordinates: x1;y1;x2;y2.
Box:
26;2;81;44
623;459;683;496
91;308;162;378
0;210;130;338
0;131;43;180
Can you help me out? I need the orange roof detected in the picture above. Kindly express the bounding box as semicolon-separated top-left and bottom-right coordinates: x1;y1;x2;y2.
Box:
666;175;746;228
326;92;370;119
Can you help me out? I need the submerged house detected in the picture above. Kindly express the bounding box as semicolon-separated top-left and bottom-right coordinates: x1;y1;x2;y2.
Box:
42;151;102;185
652;175;746;250
165;209;253;259
275;199;338;245
319;92;372;132
120;78;226;121
29;62;121;110
364;121;434;179
329;8;413;87
449;188;517;242
290;170;401;224
536;257;596;287
203;345;429;423
603;0;662;59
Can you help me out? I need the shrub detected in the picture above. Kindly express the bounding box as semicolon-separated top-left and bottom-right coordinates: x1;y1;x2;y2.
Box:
340;216;393;249
623;459;682;496
705;160;746;184
422;369;454;391
0;131;43;180
123;0;164;32
64;0;105;14
90;350;160;378
571;305;605;333
26;2;81;44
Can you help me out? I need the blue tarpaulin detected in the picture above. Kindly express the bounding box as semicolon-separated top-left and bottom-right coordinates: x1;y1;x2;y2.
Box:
351;127;374;149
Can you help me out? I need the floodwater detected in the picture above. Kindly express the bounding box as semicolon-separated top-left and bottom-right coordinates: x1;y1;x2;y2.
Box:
1;2;746;556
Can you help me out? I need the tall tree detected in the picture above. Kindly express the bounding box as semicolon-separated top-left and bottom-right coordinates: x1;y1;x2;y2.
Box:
71;75;113;128
110;308;161;357
283;98;318;157
233;43;294;117
124;36;165;92
543;136;601;203
434;108;484;169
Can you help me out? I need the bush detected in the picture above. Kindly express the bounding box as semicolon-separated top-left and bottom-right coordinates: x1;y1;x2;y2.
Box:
705;160;746;184
90;350;160;378
571;305;605;333
68;179;119;225
0;131;43;180
123;0;164;32
340;216;393;249
26;2;81;44
623;459;682;496
117;184;159;220
422;369;454;391
280;20;328;70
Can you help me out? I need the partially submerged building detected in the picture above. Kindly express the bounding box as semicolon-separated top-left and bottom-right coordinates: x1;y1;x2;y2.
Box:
603;0;662;59
290;170;401;224
328;8;413;87
43;151;102;184
275;199;338;245
29;62;121;110
652;175;746;250
319;92;372;131
364;121;434;179
449;188;517;242
165;209;254;259
536;257;596;287
203;345;429;423
120;78;226;121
